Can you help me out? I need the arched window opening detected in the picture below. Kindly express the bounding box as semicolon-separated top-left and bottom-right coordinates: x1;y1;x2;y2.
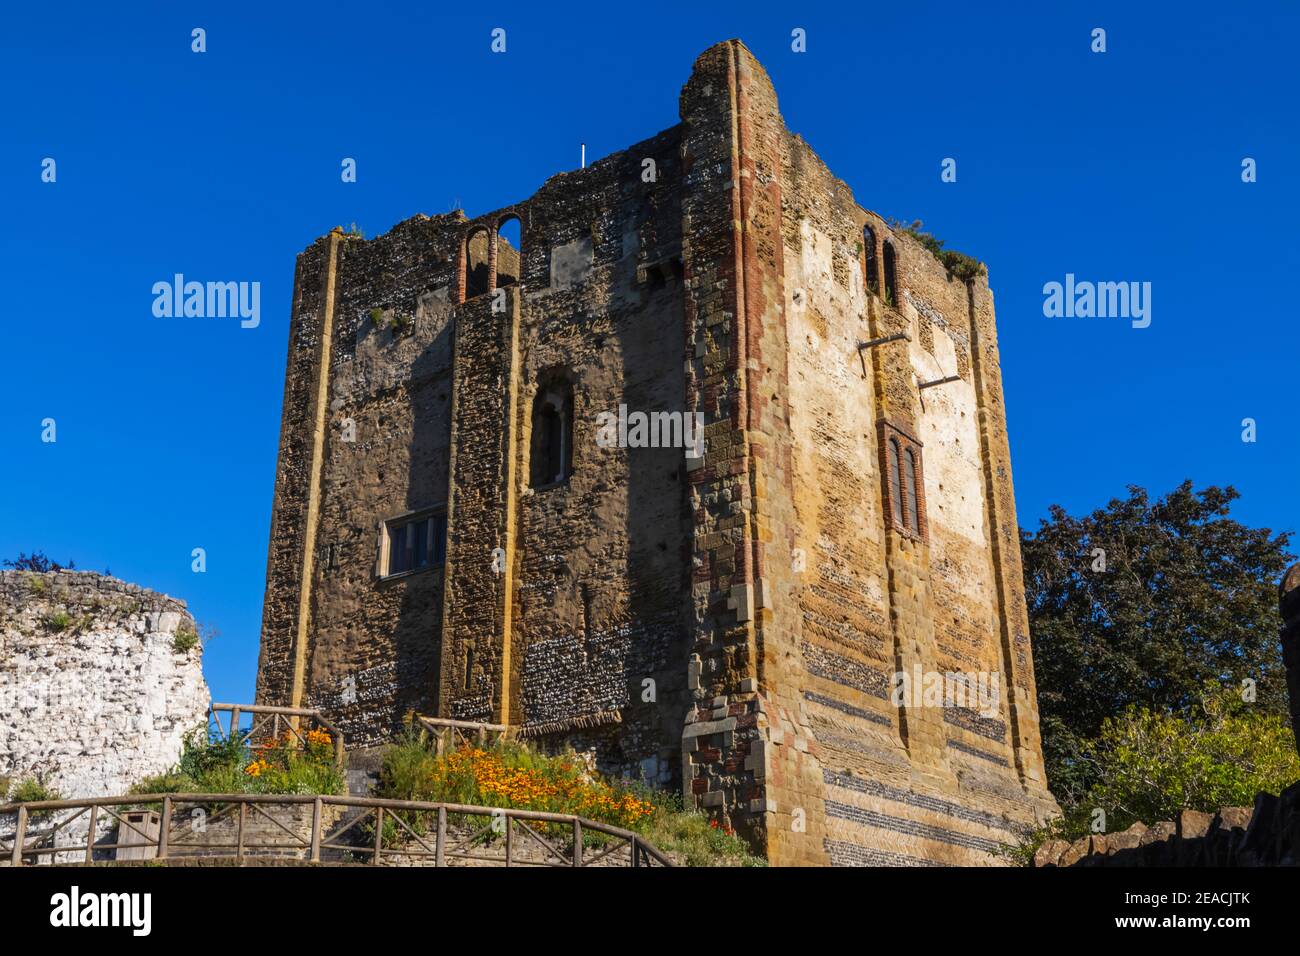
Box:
882;240;898;306
465;228;491;299
464;647;474;691
863;224;879;294
530;379;573;487
904;449;919;534
887;438;903;526
496;216;521;287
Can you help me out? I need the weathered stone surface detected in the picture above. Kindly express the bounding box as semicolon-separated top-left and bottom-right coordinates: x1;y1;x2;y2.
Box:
1059;837;1089;867
1106;822;1146;853
1034;838;1069;867
1178;808;1214;840
0;570;210;801
1140;820;1177;845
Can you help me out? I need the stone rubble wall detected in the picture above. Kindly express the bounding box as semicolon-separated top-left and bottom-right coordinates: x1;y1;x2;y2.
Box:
0;570;211;802
1033;782;1300;867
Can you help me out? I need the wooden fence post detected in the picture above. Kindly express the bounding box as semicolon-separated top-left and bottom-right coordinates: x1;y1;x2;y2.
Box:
158;797;172;859
436;807;446;867
85;804;98;864
310;798;323;862
11;806;27;867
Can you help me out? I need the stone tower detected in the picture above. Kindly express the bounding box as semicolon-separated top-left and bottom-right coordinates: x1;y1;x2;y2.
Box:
256;39;1058;865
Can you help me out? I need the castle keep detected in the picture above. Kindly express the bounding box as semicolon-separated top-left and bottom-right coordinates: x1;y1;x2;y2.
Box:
256;39;1057;865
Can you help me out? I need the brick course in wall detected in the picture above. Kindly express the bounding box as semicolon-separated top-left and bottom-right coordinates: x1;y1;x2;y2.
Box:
255;39;1057;864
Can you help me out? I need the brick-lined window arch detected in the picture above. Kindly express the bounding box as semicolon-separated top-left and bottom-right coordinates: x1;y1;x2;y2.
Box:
879;421;926;539
863;224;879;294
882;239;898;307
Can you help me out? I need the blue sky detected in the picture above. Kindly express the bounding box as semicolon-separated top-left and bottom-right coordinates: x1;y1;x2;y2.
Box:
3;1;1296;706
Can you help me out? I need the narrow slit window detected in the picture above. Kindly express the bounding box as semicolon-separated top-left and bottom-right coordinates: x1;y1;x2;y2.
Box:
883;240;898;306
904;448;919;533
412;518;428;569
863;224;879;293
888;438;903;526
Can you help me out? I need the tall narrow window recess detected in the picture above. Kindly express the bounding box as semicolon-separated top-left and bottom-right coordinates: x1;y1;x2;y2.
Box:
879;422;926;539
496;216;521;288
904;449;920;534
883;239;898;307
465;227;491;299
530;376;574;488
382;510;448;578
887;438;903;526
863;224;879;294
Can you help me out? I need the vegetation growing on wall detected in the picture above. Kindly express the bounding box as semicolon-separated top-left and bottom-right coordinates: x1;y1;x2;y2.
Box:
888;219;986;281
3;551;77;573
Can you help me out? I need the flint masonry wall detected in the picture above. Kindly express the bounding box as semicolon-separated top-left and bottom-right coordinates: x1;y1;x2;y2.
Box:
256;38;1056;863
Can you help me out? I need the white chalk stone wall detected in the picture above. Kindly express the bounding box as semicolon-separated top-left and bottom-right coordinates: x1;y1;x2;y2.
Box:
0;570;211;802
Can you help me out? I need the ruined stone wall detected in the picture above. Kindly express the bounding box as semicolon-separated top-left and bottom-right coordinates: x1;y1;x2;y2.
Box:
255;38;1057;863
306;217;463;747
0;571;210;800
257;216;465;749
259;134;695;777
674;41;1055;866
505;130;691;786
1035;788;1300;867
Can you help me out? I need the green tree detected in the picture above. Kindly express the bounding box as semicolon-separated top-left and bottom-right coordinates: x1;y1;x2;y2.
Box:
1021;482;1293;802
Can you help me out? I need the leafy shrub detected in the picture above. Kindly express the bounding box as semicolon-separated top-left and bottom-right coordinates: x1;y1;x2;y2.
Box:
1004;684;1300;863
7;778;62;819
129;726;344;798
9;777;60;803
4;551;75;572
171;625;199;654
1084;685;1300;827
